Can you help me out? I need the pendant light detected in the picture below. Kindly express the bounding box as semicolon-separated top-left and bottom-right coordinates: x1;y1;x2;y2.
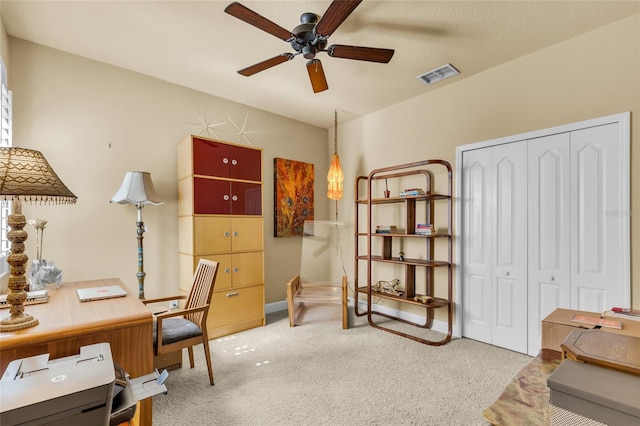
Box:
327;109;344;200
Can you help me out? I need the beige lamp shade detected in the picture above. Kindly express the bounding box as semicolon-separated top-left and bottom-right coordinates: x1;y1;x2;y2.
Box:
110;171;163;207
0;147;77;203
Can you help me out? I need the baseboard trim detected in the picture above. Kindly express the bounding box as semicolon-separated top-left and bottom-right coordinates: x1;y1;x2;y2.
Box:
265;300;288;314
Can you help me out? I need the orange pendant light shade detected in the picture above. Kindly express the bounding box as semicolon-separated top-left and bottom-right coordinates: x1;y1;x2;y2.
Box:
327;153;344;200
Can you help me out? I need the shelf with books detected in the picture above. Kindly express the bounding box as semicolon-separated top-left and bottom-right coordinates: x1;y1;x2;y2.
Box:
353;159;453;346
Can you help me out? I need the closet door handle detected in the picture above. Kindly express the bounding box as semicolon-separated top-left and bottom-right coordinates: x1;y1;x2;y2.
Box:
504;271;510;276
549;276;555;281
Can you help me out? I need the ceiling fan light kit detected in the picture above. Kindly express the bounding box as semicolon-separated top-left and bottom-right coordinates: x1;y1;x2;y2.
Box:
225;0;395;93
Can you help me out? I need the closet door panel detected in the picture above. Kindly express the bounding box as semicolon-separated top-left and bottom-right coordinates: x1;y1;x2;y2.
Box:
571;123;621;312
491;142;527;353
527;133;570;356
461;148;492;343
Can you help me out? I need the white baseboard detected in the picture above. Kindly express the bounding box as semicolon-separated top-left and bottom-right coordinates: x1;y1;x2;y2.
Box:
265;298;456;337
265;300;288;314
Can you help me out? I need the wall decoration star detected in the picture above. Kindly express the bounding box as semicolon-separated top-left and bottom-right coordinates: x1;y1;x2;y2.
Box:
188;110;226;138
227;113;260;146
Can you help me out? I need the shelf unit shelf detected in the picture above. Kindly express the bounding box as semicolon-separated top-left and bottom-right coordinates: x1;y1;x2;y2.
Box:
354;159;453;345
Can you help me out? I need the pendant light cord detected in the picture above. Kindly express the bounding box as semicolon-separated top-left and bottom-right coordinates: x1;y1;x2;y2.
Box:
334;108;339;222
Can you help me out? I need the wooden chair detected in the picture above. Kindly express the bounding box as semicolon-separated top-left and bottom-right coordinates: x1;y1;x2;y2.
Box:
142;259;219;385
286;275;348;329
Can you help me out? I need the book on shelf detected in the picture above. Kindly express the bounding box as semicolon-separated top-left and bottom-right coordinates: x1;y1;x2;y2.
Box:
0;289;49;309
375;225;398;234
571;314;622;329
415;224;436;235
400;188;425;197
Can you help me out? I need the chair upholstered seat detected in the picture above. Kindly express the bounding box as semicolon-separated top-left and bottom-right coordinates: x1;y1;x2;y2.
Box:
153;317;203;349
142;259;219;385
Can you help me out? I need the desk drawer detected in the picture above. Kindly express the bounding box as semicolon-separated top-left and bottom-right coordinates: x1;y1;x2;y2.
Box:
207;285;264;337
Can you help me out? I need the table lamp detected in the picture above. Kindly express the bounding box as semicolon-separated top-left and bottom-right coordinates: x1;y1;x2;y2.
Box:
110;171;163;299
0;147;77;332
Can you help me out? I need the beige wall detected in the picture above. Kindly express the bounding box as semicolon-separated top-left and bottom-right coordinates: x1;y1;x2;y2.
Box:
332;14;640;317
8;38;329;304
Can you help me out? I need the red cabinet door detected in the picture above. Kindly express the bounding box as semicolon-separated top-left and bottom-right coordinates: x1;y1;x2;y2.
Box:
229;145;262;182
194;178;262;215
193;138;231;178
193;178;231;215
193;138;262;182
231;182;262;215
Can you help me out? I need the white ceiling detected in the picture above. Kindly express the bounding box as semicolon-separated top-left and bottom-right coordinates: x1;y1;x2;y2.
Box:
2;1;639;129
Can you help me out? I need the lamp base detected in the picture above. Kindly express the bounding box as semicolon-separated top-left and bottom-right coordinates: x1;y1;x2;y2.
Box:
1;208;39;332
0;314;39;332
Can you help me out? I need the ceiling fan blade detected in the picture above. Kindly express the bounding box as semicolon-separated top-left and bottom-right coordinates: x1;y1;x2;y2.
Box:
306;59;328;93
225;2;294;41
314;0;362;38
328;44;395;63
238;54;294;76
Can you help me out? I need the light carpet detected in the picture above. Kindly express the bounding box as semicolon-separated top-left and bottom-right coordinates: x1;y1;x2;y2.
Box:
152;309;532;425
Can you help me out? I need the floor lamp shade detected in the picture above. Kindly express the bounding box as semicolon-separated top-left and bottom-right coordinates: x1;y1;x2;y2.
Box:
110;171;163;299
110;171;163;207
0;147;77;331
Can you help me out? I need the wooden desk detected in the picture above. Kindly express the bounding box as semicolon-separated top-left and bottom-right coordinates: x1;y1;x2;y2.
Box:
561;329;640;376
0;278;154;426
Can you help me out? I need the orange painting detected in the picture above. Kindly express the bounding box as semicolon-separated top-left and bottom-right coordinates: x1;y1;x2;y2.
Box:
274;158;314;237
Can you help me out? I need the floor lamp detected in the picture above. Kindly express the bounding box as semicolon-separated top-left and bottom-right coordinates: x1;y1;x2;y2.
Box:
0;147;77;332
110;171;163;299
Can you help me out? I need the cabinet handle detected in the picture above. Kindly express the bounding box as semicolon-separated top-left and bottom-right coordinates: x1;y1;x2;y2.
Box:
234;267;239;273
549;276;555;281
231;159;238;166
504;271;510;276
223;157;229;164
226;291;239;297
225;268;231;274
224;232;230;237
233;231;239;237
232;195;238;201
224;194;230;201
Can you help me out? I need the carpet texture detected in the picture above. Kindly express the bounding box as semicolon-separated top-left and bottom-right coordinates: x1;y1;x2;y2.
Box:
152;309;532;425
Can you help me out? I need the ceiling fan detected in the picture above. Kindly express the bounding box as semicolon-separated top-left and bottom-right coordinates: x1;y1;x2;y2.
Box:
224;0;395;93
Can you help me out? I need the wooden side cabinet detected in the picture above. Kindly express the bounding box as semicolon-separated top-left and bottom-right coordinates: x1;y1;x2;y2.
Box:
178;135;265;338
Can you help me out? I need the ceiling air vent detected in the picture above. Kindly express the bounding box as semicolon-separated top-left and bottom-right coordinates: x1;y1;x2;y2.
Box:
417;63;460;85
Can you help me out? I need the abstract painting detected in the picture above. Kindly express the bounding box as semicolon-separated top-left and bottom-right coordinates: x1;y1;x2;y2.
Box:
274;158;314;237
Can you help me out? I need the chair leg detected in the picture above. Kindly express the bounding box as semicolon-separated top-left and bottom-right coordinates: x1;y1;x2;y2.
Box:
188;347;195;368
201;333;214;385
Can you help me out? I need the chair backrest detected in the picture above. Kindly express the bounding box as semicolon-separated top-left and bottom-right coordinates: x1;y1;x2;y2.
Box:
184;259;219;326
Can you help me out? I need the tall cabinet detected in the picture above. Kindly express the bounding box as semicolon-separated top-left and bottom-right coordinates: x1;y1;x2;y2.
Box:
178;135;265;339
354;160;453;346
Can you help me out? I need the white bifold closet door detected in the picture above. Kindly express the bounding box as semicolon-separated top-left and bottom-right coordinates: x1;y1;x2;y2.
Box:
462;118;627;356
527;132;571;354
527;123;622;355
461;142;528;354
